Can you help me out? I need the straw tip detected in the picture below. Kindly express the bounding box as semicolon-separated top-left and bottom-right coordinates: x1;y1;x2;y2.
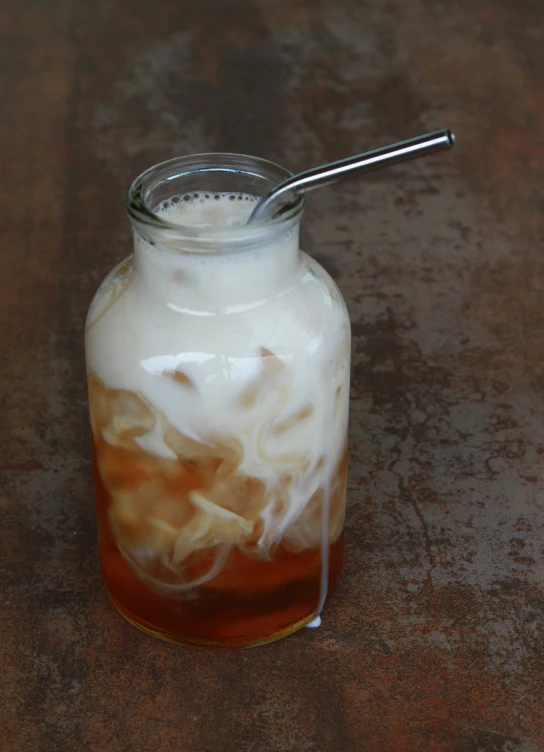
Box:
447;129;456;147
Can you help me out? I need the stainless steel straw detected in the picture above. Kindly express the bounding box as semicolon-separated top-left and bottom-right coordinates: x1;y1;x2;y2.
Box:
248;128;455;224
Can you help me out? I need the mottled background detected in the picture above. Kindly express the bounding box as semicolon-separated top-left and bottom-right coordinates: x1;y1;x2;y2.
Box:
1;0;544;750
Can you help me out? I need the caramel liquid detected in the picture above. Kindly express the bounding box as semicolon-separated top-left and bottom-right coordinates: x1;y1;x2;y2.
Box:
94;449;344;647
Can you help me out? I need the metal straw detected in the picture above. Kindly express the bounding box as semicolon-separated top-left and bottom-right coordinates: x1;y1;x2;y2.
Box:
248;128;455;224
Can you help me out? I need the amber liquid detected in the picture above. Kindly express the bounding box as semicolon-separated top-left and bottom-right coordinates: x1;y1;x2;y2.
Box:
93;447;344;648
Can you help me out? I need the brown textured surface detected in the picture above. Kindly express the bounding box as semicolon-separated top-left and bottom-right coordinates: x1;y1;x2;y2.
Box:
1;0;544;750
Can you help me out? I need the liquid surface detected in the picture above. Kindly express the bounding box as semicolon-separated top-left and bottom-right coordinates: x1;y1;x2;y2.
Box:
155;190;259;227
86;191;350;646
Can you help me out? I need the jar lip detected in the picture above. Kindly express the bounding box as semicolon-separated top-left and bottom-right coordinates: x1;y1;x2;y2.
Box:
126;153;305;241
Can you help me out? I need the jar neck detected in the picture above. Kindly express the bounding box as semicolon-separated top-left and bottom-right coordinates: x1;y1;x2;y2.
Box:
133;224;302;312
126;153;305;313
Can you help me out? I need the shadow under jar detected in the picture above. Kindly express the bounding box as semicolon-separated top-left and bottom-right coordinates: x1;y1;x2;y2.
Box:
85;154;351;648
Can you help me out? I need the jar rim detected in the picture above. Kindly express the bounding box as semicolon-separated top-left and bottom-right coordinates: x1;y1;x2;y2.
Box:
126;153;305;244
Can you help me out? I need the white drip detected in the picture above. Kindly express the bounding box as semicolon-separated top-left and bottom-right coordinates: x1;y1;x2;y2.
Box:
309;395;338;629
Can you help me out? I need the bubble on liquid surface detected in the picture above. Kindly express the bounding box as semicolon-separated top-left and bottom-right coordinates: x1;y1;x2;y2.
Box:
154;192;260;229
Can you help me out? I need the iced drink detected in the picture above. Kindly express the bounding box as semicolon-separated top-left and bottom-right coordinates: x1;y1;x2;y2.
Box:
86;159;350;647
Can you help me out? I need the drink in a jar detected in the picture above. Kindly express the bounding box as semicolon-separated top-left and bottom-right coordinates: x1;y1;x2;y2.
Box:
86;157;350;647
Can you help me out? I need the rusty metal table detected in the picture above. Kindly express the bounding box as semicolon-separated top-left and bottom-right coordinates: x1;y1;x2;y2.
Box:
2;0;543;750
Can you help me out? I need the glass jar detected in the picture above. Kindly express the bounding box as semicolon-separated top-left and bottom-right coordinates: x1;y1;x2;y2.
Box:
85;154;351;648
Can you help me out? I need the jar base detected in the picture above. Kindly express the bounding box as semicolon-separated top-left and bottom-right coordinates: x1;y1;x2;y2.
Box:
107;588;319;649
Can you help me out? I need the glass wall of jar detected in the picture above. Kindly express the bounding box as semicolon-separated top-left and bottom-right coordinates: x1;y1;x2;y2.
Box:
85;154;351;647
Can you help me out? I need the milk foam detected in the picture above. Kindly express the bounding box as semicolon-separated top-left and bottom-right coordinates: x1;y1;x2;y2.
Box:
155;191;258;227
